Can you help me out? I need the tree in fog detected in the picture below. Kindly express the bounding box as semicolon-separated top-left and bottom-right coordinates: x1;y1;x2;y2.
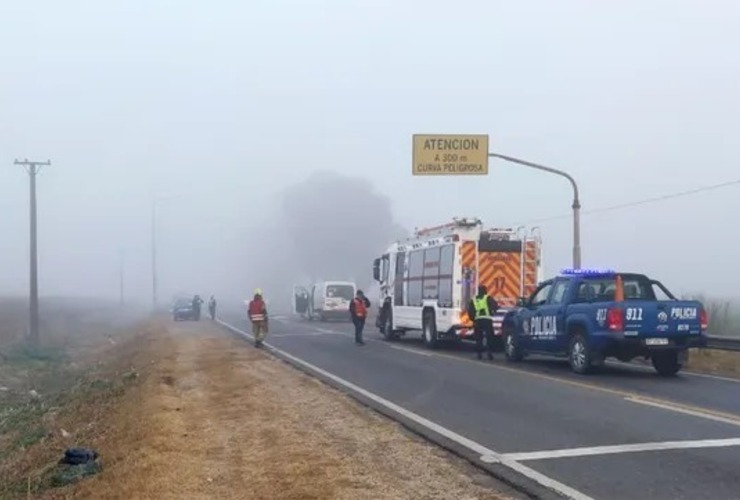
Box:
281;171;405;287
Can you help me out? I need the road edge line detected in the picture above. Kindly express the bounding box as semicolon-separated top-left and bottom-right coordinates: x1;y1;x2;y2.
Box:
216;319;592;500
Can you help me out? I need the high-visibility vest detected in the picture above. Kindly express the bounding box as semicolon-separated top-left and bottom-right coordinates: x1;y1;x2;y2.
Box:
248;299;266;322
473;295;492;320
353;298;367;318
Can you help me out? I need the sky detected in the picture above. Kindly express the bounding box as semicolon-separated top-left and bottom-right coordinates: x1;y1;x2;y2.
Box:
1;0;738;304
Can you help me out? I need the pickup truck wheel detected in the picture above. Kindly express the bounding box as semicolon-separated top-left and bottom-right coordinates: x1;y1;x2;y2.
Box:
652;351;682;376
422;311;438;349
568;334;593;375
504;327;523;362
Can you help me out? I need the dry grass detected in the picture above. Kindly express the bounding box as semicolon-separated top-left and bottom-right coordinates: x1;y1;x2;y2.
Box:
0;301;149;499
687;348;740;378
29;320;512;500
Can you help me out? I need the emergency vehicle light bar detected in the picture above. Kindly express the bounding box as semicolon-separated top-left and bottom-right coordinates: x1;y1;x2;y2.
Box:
560;268;616;276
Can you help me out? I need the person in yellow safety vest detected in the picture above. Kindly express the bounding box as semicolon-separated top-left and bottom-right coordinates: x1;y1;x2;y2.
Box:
467;284;499;361
247;289;269;347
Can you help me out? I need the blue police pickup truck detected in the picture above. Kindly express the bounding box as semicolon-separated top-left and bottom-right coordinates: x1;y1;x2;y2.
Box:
501;268;708;376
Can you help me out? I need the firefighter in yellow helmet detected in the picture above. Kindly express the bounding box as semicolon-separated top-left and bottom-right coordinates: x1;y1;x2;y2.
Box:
247;289;269;347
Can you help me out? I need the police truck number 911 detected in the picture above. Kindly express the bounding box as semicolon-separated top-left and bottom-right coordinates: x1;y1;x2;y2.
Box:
501;268;708;376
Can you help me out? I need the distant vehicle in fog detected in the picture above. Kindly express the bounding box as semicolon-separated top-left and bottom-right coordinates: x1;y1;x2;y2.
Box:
293;281;357;322
172;298;196;321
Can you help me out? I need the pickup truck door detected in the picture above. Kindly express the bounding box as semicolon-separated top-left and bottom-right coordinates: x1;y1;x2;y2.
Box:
520;280;554;352
535;279;571;353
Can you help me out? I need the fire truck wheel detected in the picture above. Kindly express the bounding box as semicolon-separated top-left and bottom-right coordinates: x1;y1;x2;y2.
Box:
382;309;397;341
422;310;438;348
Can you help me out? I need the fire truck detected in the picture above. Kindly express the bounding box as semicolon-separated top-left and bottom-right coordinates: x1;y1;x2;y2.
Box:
372;217;543;348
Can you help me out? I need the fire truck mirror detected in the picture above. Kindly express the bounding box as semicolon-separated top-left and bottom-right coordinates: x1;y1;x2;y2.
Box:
372;259;381;282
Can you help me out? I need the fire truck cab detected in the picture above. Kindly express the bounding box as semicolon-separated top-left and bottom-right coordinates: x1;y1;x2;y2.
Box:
372;217;542;348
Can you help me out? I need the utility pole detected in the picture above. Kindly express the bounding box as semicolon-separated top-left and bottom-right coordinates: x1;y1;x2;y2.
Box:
489;153;582;269
119;248;125;306
151;199;157;310
14;159;51;346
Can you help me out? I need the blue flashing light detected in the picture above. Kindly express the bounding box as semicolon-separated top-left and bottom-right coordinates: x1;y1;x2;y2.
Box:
560;267;616;277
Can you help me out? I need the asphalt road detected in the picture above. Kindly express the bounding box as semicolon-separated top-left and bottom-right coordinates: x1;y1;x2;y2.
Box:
220;307;740;500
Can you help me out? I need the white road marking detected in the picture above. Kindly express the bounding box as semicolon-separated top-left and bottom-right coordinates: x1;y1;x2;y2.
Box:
316;327;347;335
303;327;429;355
269;331;346;338
626;396;740;427
501;438;740;462
388;344;433;356
216;320;593;500
604;360;740;384
681;370;740;384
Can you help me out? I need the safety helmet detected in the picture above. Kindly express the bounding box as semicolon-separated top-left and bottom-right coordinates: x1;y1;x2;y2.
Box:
254;288;262;296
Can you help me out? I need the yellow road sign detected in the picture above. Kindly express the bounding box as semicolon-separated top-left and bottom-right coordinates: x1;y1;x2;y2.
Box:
412;134;489;175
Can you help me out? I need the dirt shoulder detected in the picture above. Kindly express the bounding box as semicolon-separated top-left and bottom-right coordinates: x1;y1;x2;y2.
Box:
43;319;515;500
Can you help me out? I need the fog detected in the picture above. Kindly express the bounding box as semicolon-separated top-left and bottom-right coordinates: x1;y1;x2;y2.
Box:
1;1;739;308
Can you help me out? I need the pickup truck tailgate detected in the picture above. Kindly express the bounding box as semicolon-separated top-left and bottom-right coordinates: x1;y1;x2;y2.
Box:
623;301;703;340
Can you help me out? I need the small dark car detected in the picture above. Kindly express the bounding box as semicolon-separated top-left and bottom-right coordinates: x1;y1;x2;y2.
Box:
172;298;195;321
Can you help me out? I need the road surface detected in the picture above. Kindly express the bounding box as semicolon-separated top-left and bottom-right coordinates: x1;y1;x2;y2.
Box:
220;308;740;500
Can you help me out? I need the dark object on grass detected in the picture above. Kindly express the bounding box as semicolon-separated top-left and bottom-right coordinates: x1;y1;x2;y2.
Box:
51;448;102;487
59;447;98;465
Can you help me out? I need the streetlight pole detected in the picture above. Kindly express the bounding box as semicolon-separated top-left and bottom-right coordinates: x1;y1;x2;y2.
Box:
488;153;581;269
14;158;51;346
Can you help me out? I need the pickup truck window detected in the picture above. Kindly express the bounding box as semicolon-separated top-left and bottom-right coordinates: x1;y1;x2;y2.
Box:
574;275;656;302
549;280;570;305
531;281;553;306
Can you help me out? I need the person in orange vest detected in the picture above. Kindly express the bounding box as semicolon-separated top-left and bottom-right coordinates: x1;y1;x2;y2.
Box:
349;290;371;345
248;289;269;347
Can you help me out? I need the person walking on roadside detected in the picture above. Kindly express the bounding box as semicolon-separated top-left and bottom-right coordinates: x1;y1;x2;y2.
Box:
248;289;269;347
208;295;217;320
467;284;499;361
349;290;371;345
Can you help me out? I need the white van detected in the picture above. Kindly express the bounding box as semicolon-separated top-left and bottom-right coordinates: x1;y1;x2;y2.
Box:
293;281;356;322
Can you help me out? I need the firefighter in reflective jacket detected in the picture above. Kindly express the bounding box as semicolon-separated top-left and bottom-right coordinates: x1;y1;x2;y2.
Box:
467;285;499;360
248;289;268;348
349;290;371;345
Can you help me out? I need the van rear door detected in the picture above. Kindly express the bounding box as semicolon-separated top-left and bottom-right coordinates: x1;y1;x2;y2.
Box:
292;285;309;315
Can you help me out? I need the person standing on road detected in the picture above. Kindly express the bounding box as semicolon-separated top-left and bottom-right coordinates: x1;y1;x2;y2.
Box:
192;294;204;321
467;285;499;361
248;289;269;348
208;295;217;320
349;290;370;345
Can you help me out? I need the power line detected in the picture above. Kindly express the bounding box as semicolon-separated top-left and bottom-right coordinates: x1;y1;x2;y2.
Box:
518;178;740;225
